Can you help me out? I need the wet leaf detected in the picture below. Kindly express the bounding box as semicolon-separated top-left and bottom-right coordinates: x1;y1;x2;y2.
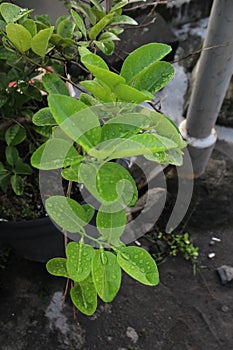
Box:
66;242;95;282
32;107;56;126
70;275;97;315
117;246;159;285
92;249;121;302
96;205;126;246
31;138;82;170
45;196;88;233
120;43;172;83
46;258;69;278
114;83;154;103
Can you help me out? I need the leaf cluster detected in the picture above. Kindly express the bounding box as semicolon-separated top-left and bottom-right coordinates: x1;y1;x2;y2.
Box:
0;0;139;194
47;242;159;315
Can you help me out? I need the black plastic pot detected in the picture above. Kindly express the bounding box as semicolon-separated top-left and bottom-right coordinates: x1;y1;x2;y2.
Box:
0;217;65;262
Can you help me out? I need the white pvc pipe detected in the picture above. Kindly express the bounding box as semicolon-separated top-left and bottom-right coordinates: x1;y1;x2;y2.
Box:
183;0;233;176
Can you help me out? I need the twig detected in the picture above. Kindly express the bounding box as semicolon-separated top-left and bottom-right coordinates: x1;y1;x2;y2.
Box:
124;0;170;12
123;17;156;30
172;43;230;65
62;278;70;306
0;117;31;131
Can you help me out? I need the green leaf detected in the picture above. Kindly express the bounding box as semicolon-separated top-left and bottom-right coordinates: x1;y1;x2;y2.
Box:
109;15;137;25
89;13;114;40
132;61;175;94
32;107;56;126
103;112;151;133
99;31;120;42
34;125;52;138
89;133;177;160
31;138;82;170
111;0;128;11
0;20;6;31
48;94;101;149
101;118;141;141
42;74;69;96
79;49;109;70
71;3;96;26
120;43;172;83
114;83;154;103
117;246;159;286
95;40;115;56
79;162;137;206
14;160;33;175
50;34;75;48
70;9;86;38
6;23;32;53
45;196;88;233
22;19;37;37
81;54;125;88
48;94;87;124
96;162;137;206
56;15;69;29
70;275;97;316
108;26;124;35
145;148;184;166
5;145;18;166
11;174;23;195
0;3;22;23
147;110;186;147
35;14;51;26
61;162;80;182
0;172;10;192
80;92;99;106
66;242;95;282
90;0;104;12
57;19;75;39
5;124;26;146
92;249;121;302
82;204;95;223
46;258;69;278
0;162;8;175
120;44;175;93
96;205;126;246
31;27;54;57
80;79;115;102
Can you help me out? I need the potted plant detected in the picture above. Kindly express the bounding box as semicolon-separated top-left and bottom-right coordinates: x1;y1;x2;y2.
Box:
0;0;142;260
0;1;186;315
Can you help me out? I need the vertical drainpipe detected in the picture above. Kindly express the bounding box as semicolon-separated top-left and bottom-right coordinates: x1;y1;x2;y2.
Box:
179;0;233;177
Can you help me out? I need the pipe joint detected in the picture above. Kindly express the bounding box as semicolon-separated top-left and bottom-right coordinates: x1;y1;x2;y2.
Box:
179;119;217;149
